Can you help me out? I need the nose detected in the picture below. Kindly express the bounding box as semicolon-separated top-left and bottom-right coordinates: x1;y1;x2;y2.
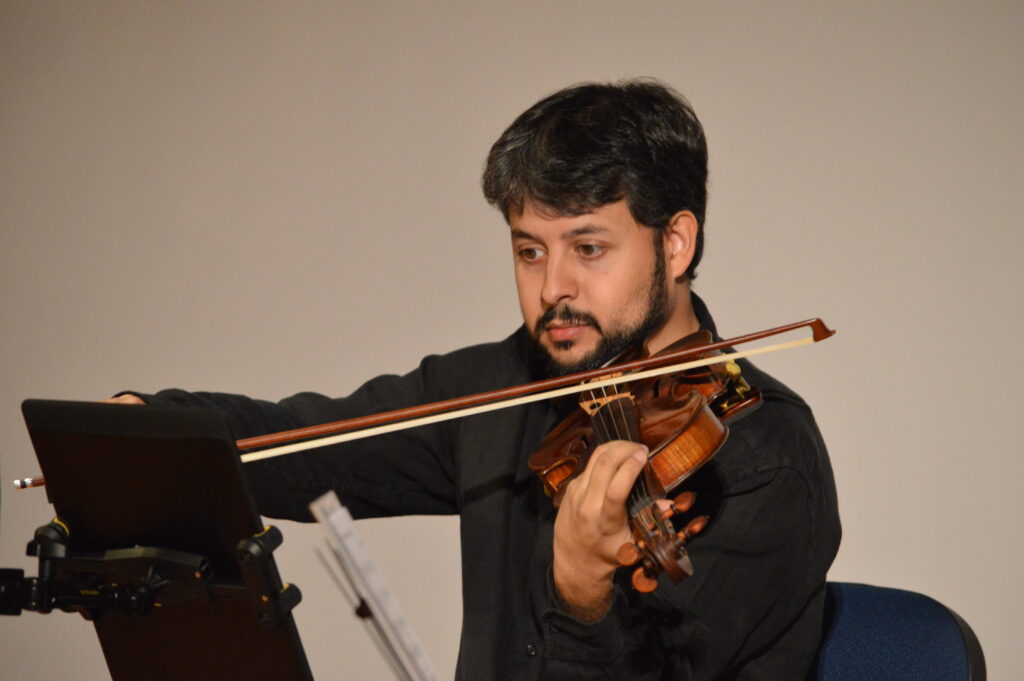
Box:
540;251;577;308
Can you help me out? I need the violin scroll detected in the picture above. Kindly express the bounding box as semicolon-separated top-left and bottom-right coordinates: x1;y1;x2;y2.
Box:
615;491;709;593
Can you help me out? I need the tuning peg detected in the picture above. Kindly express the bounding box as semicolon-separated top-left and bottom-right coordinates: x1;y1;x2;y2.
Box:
617;541;641;567
672;490;696;512
678;515;709;541
631;566;658;593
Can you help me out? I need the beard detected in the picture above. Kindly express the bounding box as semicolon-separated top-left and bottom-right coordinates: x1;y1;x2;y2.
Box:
531;236;670;378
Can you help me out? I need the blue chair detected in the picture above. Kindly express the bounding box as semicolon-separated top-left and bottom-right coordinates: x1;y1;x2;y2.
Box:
810;582;986;681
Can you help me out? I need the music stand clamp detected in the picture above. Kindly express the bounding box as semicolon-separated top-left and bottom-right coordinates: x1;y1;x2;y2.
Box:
237;525;301;627
2;518;300;629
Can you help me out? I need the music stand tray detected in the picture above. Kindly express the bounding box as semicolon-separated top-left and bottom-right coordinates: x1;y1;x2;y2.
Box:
21;399;313;681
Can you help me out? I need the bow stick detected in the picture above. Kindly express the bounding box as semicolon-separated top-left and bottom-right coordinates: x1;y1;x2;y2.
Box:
14;318;834;487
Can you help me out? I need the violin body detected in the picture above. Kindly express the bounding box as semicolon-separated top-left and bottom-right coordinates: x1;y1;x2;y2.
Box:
529;372;727;504
529;330;760;504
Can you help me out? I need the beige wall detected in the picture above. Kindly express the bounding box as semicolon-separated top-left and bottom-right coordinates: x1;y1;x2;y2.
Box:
2;2;1021;678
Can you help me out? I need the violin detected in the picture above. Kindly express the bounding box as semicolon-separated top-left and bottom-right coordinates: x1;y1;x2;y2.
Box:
528;329;763;592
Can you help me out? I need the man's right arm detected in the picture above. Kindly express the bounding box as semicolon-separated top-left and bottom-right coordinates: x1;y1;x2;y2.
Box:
110;358;464;522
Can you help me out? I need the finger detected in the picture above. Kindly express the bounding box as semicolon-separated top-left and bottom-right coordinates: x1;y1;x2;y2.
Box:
576;441;644;494
602;448;649;517
577;442;647;516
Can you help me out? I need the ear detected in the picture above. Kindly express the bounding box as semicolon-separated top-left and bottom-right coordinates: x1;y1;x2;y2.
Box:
663;210;699;281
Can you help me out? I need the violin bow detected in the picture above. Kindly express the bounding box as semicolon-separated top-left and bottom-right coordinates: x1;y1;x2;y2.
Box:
14;318;834;487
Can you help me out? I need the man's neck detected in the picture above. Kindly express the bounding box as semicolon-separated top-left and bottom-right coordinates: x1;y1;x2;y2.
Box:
645;285;701;356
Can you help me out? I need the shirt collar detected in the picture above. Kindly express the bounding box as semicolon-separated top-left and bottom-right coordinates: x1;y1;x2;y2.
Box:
691;291;719;339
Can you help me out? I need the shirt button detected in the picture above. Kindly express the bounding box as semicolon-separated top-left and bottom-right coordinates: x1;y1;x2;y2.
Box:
525;642;537;657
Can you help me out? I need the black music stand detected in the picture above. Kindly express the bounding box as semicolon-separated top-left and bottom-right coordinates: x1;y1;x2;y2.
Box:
18;399;313;681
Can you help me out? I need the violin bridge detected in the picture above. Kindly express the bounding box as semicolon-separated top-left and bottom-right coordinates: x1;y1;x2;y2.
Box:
577;378;634;416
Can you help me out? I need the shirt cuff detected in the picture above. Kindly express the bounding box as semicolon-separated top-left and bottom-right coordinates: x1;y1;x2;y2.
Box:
541;565;638;664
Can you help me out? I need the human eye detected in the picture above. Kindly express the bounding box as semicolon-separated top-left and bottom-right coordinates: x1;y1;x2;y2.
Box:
576;242;605;259
516;245;544;263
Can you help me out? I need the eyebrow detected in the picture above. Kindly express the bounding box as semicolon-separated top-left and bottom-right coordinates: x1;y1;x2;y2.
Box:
510;225;610;241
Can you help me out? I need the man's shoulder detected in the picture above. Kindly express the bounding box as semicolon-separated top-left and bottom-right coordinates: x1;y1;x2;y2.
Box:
416;327;532;394
716;358;829;481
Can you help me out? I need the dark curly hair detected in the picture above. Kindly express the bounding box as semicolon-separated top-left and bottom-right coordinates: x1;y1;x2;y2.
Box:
482;79;709;280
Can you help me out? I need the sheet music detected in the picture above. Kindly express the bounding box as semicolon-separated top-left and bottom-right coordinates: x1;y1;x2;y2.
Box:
309;491;440;681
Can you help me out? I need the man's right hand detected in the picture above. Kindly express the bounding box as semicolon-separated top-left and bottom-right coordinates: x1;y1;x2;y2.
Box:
102;394;145;405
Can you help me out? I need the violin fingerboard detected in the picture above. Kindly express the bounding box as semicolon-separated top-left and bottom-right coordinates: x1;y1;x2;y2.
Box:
590;397;642;444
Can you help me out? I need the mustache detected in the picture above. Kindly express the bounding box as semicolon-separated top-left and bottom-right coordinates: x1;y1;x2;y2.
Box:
534;305;602;335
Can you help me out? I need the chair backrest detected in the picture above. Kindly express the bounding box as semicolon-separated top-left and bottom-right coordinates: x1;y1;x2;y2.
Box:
809;582;986;681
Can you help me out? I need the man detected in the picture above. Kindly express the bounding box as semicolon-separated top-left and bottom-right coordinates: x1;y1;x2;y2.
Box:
114;80;840;679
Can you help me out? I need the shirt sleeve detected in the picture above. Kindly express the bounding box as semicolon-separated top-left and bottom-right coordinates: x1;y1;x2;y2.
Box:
129;352;462;522
536;462;833;681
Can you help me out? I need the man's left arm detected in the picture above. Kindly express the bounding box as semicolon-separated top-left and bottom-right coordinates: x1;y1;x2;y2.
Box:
536;431;840;680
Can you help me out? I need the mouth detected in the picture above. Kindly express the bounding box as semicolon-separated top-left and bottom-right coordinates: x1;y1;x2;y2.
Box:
534;305;601;349
544;322;592;344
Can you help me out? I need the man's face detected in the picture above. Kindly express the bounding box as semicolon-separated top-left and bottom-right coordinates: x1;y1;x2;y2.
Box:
510;200;669;376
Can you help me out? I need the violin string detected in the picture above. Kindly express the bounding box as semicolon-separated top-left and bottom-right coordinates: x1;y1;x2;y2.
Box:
595;383;618;440
587;386;610;444
585;392;666;569
588;395;653;524
605;378;630;442
588;351;665;529
593;383;619;443
593;387;614;440
588;377;655;521
576;363;662;541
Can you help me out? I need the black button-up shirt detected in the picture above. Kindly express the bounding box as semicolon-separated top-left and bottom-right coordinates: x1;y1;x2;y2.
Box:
140;296;840;680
